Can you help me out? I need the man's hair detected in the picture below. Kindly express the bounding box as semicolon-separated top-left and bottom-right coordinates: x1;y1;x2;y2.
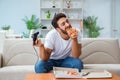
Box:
51;13;66;28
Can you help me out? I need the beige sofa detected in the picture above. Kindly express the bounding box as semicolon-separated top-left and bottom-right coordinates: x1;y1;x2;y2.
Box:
81;38;120;76
0;38;120;80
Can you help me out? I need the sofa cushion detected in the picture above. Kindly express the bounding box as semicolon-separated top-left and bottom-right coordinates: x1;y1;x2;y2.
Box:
0;65;35;80
84;64;120;76
81;38;120;64
0;65;35;73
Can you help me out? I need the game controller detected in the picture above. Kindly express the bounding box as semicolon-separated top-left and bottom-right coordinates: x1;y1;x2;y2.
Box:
32;32;39;45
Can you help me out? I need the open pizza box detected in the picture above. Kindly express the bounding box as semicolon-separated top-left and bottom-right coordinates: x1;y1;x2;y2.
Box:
53;67;112;79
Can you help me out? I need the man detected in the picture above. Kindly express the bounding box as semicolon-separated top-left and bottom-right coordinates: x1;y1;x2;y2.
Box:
34;13;83;73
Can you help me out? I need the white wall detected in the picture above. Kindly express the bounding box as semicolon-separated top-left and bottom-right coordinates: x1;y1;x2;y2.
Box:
0;0;113;37
115;0;120;31
83;0;112;37
0;0;40;34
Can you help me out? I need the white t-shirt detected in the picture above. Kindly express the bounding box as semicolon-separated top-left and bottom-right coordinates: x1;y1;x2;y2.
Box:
44;29;81;60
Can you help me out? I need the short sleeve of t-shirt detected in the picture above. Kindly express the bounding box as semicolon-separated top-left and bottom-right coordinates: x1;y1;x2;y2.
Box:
44;30;55;50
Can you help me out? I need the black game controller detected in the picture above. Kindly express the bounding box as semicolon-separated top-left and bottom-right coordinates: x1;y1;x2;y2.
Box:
32;32;39;45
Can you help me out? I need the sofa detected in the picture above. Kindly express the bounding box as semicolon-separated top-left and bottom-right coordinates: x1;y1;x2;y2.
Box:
0;38;120;80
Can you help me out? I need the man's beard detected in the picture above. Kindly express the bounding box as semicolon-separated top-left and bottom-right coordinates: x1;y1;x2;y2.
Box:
59;28;68;35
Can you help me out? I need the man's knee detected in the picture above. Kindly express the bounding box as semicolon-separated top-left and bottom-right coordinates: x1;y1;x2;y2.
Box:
72;58;84;71
74;58;83;66
35;60;47;73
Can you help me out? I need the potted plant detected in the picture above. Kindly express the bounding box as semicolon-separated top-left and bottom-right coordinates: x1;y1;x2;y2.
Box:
1;25;14;35
22;14;43;38
83;16;104;38
45;10;51;19
1;25;10;30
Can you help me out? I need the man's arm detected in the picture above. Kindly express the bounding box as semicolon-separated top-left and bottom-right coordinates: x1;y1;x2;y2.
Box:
34;39;52;61
66;28;81;58
71;38;81;58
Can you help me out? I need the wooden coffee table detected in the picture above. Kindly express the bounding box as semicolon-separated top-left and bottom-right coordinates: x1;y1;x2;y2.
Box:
25;72;120;80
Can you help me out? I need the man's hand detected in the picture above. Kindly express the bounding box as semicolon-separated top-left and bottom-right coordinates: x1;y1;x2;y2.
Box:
66;28;78;39
33;39;43;47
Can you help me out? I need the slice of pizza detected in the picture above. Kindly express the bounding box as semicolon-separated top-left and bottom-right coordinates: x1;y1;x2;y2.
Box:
66;27;78;38
67;70;79;76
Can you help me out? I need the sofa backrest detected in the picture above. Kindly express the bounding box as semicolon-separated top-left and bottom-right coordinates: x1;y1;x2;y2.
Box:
80;38;120;64
2;38;39;67
2;38;120;67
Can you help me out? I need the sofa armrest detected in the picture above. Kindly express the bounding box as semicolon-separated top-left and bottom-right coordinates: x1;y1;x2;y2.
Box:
0;53;1;67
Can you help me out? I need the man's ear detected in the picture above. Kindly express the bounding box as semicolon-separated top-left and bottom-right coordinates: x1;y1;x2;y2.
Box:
56;28;60;32
56;27;62;33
